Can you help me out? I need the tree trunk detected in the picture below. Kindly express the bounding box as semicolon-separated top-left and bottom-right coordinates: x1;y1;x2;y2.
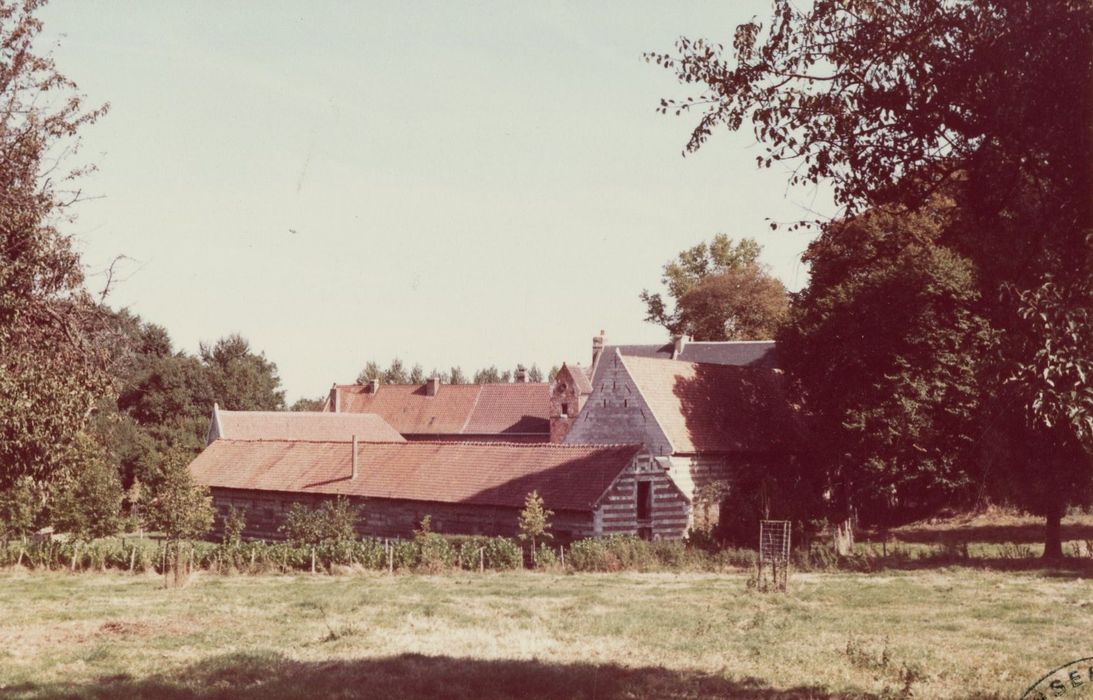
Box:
1043;507;1065;559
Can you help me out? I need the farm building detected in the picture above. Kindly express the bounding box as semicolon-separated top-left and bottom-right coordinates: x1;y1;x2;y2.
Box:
562;337;808;531
321;371;551;443
189;437;690;542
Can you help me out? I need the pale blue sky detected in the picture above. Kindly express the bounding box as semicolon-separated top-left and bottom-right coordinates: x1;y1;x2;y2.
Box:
41;1;832;402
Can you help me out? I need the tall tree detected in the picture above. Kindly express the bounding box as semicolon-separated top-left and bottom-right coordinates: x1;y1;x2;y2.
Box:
290;397;325;412
383;358;408;384
473;366;503;384
779;201;993;525
640;235;787;339
356;361;383;384
0;0;112;498
651;0;1092;553
200;334;285;411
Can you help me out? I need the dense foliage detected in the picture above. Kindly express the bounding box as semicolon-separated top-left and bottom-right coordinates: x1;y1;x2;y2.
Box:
779;201;994;524
652;0;1092;551
0;0;113;510
356;358;547;385
640;234;787;339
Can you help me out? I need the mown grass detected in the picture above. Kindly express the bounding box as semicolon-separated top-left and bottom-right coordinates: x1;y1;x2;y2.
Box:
1;567;1090;699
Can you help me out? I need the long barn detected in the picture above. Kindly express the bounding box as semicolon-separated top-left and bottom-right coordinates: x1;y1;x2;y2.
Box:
188;413;689;541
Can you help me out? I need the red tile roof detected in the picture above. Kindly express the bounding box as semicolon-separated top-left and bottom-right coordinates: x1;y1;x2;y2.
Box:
189;440;643;512
323;383;550;436
623;355;806;453
212;410;405;443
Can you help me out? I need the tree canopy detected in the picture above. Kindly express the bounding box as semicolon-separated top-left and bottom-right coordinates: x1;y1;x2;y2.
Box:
652;0;1092;550
640;235;787;339
779;201;993;524
0;0;112;501
356;359;547;385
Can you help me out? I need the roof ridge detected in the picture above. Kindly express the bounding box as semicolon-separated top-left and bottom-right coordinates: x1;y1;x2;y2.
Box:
218;409;388;416
687;339;775;345
331;382;550;389
216;438;643;449
459;385;485;434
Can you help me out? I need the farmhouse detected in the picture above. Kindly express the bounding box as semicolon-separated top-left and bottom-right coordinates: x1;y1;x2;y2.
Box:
189;437;689;542
321;370;551;443
187;333;802;542
562;335;807;530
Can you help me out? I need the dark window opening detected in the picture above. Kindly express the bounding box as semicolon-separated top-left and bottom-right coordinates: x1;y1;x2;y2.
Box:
561;402;570;417
636;481;652;520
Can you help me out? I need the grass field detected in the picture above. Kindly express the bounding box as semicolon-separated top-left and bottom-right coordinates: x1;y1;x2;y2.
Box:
1;565;1091;699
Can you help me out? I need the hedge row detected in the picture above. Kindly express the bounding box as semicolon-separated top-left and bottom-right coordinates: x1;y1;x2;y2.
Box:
0;535;525;575
4;534;1054;576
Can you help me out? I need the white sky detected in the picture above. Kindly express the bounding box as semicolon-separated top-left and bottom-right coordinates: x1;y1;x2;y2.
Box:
41;1;833;402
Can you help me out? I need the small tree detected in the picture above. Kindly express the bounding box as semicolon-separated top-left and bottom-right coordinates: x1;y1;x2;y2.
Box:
518;491;553;563
280;497;359;546
221;505;247;548
0;477;42;544
51;441;124;542
144;452;214;586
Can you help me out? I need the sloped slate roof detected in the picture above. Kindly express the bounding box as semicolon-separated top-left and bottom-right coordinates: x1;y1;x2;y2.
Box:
189;440;643;512
214;410;405;443
611;340;779;368
622;355;805;453
324;383;550;436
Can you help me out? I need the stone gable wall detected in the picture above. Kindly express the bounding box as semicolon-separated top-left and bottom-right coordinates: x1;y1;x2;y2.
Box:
562;352;673;455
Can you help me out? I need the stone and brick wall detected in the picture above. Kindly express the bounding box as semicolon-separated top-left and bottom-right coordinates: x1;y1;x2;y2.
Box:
593;453;690;539
549;365;588;443
208;488;595;542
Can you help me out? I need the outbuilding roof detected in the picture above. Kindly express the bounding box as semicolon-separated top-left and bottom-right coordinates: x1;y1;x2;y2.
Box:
189;440;644;512
207;408;405;444
621;355;806;453
611;340;780;368
322;382;550;436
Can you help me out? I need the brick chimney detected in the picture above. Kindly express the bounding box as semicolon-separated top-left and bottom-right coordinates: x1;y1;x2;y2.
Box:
426;375;441;396
328;384;339;413
672;334;691;359
591;330;606;368
514;365;528;383
368;378;380;394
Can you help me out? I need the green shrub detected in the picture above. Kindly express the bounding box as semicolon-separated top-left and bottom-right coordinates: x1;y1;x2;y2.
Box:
416;533;457;573
567;538;617;572
391;539;419;570
483;537;522;570
534;542;559;569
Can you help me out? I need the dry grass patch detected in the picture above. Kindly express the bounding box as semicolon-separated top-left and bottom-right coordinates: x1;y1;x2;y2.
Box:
0;568;1089;699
